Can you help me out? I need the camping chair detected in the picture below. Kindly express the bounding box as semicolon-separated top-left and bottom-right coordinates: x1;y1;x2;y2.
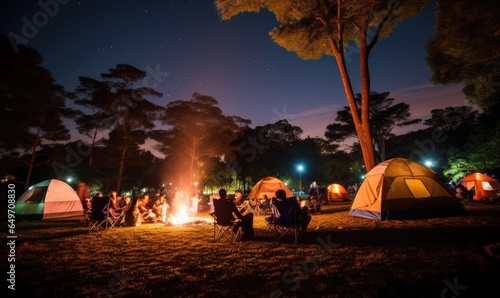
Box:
266;197;301;244
106;204;126;230
259;198;271;216
88;196;125;232
248;198;261;215
88;196;109;232
211;198;243;243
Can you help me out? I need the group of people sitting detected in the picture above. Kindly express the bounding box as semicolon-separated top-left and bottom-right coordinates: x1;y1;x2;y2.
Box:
85;191;170;227
212;188;311;241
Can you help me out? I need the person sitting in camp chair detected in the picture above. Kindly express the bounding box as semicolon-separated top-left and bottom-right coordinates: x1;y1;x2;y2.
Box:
108;191;127;218
234;190;251;216
268;189;311;234
152;193;169;223
455;184;471;205
124;196;141;227
138;193;154;223
217;188;254;240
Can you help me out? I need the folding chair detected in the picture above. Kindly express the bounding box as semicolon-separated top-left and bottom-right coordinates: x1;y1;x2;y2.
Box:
88;196;125;232
260;199;272;216
107;205;126;230
88;196;109;232
211;198;243;242
267;197;301;244
248;198;260;215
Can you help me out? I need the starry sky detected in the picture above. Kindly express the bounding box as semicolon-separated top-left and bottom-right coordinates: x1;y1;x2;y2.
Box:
2;0;468;140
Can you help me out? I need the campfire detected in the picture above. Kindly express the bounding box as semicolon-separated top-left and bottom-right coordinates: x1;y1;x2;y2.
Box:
165;190;210;226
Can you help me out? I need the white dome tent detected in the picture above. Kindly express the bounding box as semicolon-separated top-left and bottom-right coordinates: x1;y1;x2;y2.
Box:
15;179;83;220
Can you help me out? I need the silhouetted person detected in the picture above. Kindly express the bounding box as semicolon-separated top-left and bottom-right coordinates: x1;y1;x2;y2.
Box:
216;188;254;240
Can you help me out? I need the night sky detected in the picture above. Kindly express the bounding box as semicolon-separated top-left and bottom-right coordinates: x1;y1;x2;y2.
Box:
2;0;468;140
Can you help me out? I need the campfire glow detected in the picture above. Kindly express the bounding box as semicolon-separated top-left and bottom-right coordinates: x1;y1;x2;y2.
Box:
168;208;189;225
167;190;204;225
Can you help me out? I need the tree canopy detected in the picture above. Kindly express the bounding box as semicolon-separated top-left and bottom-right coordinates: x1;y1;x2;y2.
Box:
425;0;500;109
325;91;420;162
155;92;251;194
0;35;75;189
72;64;163;193
215;0;431;172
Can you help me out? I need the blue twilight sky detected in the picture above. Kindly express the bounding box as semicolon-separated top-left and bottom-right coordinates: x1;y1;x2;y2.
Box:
1;0;469;141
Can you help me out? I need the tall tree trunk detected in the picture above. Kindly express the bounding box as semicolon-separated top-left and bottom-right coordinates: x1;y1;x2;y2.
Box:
328;37;376;172
24;119;43;191
116;145;127;193
88;126;99;168
326;0;376;173
358;17;376;171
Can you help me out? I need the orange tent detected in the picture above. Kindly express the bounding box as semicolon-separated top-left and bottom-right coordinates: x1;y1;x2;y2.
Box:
460;173;500;201
349;158;465;220
327;183;349;202
247;176;292;199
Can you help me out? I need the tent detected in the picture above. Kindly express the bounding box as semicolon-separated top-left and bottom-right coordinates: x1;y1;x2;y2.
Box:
247;176;293;199
460;173;500;201
349;158;465;220
327;183;350;202
15;179;84;220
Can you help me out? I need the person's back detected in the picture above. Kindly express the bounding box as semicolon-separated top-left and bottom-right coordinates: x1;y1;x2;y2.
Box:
125;196;140;226
213;196;239;225
274;189;310;233
217;188;254;239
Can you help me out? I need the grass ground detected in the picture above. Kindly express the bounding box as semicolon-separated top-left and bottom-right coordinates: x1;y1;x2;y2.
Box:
2;201;500;298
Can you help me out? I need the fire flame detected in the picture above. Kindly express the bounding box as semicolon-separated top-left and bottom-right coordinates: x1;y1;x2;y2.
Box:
167;190;198;225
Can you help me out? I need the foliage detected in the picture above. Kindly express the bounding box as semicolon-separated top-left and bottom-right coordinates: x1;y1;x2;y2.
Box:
0;35;76;189
425;0;500;109
443;148;475;182
325;92;421;162
215;0;431;172
73;76;115;167
155;92;251;194
229;120;351;190
444;105;500;180
85;64;163;193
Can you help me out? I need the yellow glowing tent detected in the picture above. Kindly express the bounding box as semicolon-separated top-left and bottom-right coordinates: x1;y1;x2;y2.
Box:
247;176;292;199
327;183;349;202
349;158;465;220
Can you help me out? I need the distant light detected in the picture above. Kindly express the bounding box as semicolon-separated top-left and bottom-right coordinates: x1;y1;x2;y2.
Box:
297;165;304;172
424;160;432;168
66;177;73;183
